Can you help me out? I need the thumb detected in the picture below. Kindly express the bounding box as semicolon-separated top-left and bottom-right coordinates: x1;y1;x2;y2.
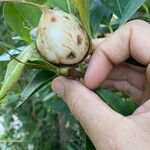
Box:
51;77;124;148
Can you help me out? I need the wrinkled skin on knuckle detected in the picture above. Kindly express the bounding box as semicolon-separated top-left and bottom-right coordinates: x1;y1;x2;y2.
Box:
129;20;150;65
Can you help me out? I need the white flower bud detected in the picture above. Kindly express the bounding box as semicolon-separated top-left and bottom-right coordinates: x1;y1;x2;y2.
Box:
36;9;90;65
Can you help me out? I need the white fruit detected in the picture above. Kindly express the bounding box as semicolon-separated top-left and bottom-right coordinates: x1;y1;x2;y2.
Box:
36;9;90;65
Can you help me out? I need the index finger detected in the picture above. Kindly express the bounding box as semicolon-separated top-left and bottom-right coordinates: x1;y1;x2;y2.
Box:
84;20;150;89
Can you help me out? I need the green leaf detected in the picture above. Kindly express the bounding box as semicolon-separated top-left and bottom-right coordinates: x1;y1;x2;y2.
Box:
90;0;112;35
26;0;47;5
90;0;102;35
101;0;129;18
73;0;91;37
3;2;42;42
95;88;139;116
0;44;36;101
120;0;145;25
49;0;74;13
14;3;42;27
101;0;145;25
3;2;32;43
21;70;55;101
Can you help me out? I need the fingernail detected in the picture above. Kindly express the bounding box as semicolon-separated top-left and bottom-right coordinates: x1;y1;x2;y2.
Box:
52;79;64;97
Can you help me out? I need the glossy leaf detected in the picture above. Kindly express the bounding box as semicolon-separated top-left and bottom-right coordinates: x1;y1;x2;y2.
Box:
90;0;102;35
21;70;55;101
101;0;129;17
3;2;32;43
95;88;139;116
0;44;35;101
101;0;145;25
26;0;47;5
73;0;91;37
90;0;112;35
49;0;74;13
120;0;145;25
14;3;42;27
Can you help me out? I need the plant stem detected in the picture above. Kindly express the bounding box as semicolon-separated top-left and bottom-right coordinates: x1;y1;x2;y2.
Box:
56;67;69;76
66;0;71;14
142;4;150;22
107;23;113;33
43;61;58;74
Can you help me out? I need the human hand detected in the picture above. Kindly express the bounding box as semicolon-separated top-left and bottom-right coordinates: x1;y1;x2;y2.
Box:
52;20;150;150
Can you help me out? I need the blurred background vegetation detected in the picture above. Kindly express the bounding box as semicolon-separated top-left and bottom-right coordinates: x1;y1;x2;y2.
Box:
0;0;150;150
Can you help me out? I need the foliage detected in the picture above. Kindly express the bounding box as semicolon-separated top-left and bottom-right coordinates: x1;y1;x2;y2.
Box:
0;0;149;149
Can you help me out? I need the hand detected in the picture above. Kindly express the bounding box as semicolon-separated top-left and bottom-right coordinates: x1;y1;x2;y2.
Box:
51;20;150;150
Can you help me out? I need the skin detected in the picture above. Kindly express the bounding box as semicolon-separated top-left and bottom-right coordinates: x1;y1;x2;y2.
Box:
51;20;150;150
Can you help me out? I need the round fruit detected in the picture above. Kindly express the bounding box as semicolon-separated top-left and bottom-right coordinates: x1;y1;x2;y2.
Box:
36;9;90;65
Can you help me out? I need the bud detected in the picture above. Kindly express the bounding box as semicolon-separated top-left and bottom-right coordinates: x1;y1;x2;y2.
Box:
36;9;90;65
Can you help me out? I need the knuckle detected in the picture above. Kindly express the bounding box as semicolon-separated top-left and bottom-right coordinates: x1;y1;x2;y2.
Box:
127;19;146;27
127;20;150;35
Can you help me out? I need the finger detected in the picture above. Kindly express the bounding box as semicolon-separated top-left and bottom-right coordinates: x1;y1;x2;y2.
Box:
84;20;150;89
107;64;146;90
130;100;150;134
92;38;106;50
51;76;123;148
142;82;150;104
101;80;143;104
132;99;150;115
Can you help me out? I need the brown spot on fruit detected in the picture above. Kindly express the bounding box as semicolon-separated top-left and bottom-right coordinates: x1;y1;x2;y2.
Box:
51;17;56;22
67;52;76;59
77;35;82;45
79;24;84;31
64;16;70;20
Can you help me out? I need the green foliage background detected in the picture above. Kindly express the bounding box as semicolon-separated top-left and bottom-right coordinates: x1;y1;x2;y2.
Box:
0;0;150;149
